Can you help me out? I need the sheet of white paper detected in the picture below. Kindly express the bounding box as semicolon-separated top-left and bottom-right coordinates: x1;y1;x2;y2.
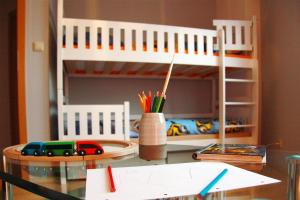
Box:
86;162;280;200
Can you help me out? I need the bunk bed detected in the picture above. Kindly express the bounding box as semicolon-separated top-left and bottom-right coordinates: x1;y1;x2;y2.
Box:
57;0;259;146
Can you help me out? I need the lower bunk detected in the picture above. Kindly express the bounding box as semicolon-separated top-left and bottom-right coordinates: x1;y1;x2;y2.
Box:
130;117;253;145
60;102;255;146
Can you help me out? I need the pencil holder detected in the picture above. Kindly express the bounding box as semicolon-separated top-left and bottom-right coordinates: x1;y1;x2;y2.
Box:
139;113;167;160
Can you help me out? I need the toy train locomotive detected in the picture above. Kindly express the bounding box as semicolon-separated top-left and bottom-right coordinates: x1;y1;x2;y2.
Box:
21;141;104;156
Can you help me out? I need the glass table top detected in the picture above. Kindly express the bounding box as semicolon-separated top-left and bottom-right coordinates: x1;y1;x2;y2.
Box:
2;144;288;200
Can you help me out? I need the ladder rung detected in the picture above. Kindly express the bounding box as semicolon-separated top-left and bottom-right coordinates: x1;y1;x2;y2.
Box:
225;102;255;105
225;65;254;69
225;124;255;128
225;78;255;83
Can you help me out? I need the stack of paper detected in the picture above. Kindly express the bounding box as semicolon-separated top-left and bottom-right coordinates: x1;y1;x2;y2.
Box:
86;162;280;200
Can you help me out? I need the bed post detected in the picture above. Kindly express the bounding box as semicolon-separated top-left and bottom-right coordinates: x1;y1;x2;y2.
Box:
218;28;226;146
212;79;217;118
57;0;64;140
124;101;130;141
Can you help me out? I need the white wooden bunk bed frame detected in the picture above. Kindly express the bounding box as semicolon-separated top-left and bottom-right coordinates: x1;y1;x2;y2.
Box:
57;0;259;145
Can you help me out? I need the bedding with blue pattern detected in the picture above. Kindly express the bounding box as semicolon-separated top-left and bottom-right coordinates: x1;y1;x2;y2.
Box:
130;118;243;138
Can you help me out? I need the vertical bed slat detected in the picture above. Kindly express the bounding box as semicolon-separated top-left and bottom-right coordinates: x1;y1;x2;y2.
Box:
124;102;130;140
115;111;123;139
113;28;120;51
157;31;164;53
235;25;242;47
67;111;75;140
79;111;88;138
66;24;73;50
101;27;109;50
78;25;85;50
206;35;213;56
225;25;233;47
92;111;100;136
90;26;97;50
136;29;143;52
197;34;204;56
168;32;175;54
245;25;251;48
103;111;111;136
188;33;194;55
124;29;131;51
147;30;153;53
177;33;184;54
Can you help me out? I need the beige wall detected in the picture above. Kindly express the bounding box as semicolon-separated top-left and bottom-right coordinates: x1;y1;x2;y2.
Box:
215;0;260;20
261;0;300;152
25;0;51;142
64;0;215;29
69;78;213;116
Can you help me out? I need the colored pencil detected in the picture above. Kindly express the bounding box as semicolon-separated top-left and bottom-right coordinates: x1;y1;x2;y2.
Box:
147;91;152;112
142;91;147;112
199;168;228;198
155;96;164;113
107;165;116;192
138;93;144;112
158;95;166;112
151;92;158;112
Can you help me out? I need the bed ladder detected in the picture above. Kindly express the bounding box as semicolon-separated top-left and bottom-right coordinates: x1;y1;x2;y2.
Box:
216;17;259;145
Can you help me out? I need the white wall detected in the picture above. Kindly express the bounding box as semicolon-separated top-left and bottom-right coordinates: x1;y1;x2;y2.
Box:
261;0;300;171
25;0;51;142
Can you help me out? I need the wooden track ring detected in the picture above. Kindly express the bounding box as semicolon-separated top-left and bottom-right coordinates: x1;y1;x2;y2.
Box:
3;140;138;162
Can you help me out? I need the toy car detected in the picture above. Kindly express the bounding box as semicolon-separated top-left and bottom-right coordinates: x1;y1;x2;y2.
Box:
21;142;45;156
20;140;104;157
76;141;104;156
44;141;75;156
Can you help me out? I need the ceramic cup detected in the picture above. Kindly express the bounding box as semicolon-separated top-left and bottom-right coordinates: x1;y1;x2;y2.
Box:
139;113;167;160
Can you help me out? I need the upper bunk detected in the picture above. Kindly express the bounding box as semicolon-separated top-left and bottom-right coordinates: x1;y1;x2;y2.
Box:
57;16;257;78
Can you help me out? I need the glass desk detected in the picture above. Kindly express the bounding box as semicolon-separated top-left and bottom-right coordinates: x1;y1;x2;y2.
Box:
2;143;288;200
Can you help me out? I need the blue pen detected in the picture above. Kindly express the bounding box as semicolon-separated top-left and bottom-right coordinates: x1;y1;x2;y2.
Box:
199;168;228;198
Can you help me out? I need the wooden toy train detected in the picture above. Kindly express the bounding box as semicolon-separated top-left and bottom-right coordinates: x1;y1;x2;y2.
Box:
21;141;104;156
